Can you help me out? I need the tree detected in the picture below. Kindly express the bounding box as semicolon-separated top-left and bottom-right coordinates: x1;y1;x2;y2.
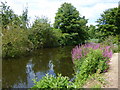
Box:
97;8;117;25
88;25;96;39
1;2;15;29
54;2;88;44
29;17;59;48
96;7;119;36
115;2;120;34
1;2;29;30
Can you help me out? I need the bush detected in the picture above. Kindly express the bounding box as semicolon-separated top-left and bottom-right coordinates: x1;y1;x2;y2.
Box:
70;43;113;87
58;33;79;46
71;43;113;62
73;49;110;87
2;28;33;58
32;74;71;88
28;17;61;48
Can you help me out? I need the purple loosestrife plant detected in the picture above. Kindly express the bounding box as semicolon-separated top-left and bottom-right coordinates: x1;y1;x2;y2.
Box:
71;43;112;62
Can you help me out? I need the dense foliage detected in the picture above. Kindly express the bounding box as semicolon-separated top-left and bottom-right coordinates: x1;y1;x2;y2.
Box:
1;2;90;58
71;43;112;62
1;2;61;58
2;28;32;58
96;7;120;37
87;25;96;39
1;2;32;58
2;1;119;58
32;74;71;88
73;49;109;87
28;17;60;48
54;2;88;45
71;43;112;87
86;6;120;52
71;43;112;86
115;3;120;32
1;2;29;29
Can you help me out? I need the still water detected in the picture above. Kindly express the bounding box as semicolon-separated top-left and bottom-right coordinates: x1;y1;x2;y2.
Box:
2;46;74;88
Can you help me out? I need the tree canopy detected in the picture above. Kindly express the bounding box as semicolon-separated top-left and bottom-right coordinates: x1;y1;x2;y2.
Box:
1;2;29;29
96;7;120;36
115;3;120;33
54;2;88;34
54;2;88;44
97;8;117;25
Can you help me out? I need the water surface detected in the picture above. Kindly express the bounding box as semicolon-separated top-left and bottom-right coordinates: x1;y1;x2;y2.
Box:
2;46;74;88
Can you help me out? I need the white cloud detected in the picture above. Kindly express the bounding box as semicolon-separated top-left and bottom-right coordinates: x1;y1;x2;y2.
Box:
1;0;119;25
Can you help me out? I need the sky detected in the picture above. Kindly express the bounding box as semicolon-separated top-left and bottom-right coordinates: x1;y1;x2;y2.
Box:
1;0;119;25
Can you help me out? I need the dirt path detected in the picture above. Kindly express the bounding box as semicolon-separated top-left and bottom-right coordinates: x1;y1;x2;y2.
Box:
103;53;119;88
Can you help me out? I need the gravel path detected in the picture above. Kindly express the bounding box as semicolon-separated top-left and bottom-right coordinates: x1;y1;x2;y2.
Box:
103;53;119;88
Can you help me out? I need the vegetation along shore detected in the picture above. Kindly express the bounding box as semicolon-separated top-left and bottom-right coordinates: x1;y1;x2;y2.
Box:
1;1;120;88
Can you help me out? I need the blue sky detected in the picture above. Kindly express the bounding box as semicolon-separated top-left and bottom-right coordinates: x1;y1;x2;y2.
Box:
1;0;119;25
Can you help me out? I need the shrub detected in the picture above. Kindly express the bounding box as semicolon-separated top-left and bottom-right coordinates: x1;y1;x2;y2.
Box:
32;74;71;88
71;43;112;62
58;33;79;46
2;28;33;58
71;43;113;87
73;49;110;87
28;17;61;48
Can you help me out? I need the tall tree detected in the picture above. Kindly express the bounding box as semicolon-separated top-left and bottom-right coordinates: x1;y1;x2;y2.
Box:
54;2;87;33
1;2;15;29
96;7;119;36
54;2;88;44
1;2;29;29
96;8;117;25
115;2;120;34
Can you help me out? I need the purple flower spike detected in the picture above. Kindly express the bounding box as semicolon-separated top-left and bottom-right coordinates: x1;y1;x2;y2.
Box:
71;43;113;61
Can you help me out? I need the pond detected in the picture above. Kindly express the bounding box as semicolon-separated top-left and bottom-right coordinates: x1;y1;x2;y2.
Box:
2;46;75;88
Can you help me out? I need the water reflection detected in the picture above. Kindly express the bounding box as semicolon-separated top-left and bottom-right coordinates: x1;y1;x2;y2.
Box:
2;46;74;88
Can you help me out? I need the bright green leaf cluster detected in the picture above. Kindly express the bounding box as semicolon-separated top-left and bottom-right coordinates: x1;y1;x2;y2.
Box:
32;74;71;88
